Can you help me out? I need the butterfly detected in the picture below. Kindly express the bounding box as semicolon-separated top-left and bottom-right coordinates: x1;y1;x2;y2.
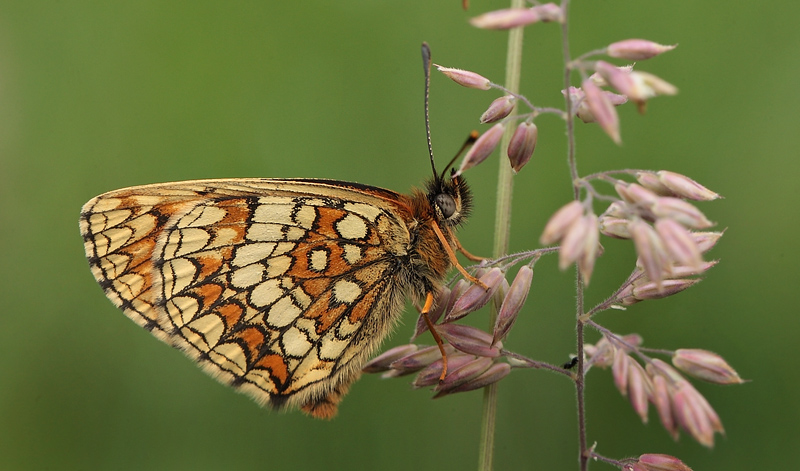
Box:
80;174;483;418
79;44;485;419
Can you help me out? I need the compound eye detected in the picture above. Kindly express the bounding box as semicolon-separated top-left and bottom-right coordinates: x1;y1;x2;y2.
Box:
435;193;457;219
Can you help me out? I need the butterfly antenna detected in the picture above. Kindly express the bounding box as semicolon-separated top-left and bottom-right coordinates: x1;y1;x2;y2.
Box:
441;131;479;181
421;42;439;180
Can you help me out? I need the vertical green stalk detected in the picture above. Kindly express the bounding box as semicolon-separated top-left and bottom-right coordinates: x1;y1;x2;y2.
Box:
478;1;525;469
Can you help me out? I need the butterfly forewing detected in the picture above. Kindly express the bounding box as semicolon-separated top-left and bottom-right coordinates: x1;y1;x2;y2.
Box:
80;178;423;418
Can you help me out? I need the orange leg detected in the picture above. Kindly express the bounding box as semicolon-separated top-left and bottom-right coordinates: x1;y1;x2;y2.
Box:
421;292;449;382
430;221;488;290
454;236;486;262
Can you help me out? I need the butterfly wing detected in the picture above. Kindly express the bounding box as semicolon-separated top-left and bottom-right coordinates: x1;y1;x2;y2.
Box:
80;178;416;418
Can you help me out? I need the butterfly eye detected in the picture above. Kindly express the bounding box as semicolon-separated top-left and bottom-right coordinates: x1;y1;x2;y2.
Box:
435;193;457;219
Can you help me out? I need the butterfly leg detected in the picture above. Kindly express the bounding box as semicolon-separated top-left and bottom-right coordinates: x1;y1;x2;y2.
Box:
430;222;488;290
454;236;486;262
420;292;449;382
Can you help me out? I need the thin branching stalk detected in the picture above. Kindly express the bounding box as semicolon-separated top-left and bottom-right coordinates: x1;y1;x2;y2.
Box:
558;1;590;469
478;0;526;470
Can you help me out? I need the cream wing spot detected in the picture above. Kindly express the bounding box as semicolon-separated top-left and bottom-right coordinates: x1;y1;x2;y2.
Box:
209;343;248;376
250;279;282;307
291;287;312;309
290;349;332;390
266;296;301;328
344;201;382;222
113;273;146;300
294;317;318;340
100;253;130;279
231;263;265;288
166;295;200;326
180;205;226;227
284;226;306;241
333;279;361;304
126;214;157;240
232;242;276;267
336;315;362;338
92;209;131;231
161;258;197;296
294;204;317;229
342;244;362;264
90;197;123;213
172;228;211;257
308;249;328;272
282;327;312;357
318;331;351;361
253;204;293;224
273;242;295;256
187;314;225;348
265;255;292;278
247;223;284;241
335;214;368;240
103;227;134;254
211;227;240;246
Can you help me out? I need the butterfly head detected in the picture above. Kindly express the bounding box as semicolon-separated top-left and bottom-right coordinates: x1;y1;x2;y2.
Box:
426;170;472;228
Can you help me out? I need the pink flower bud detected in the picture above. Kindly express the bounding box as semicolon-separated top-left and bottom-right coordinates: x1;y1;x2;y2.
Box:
559;212;592;270
507;122;538;172
637;454;692;471
634;71;678;97
672;349;744;385
657;170;720;201
445;268;505;321
433;362;511;397
613;350;630;396
469;4;562;30
607;39;677;61
616;182;659;207
667;260;717;278
628;360;653;423
691;231;723;253
595;60;639;99
636;171;673;195
578;213;600;284
480;95;516;123
651;197;713;229
437;323;501;358
493;265;533;345
599;216;632;239
363;344;419;373
655;219;703;270
630;278;699;301
540;200;584;245
582;77;621;144
434;357;493;392
652;375;679;439
412;353;477;388
630;220;669;283
388;345;452;374
602;200;629;218
435;65;492;90
672;380;723;447
455;123;505;176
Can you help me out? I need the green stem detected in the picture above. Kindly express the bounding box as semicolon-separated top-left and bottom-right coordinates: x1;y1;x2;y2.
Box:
558;1;590;469
478;1;525;470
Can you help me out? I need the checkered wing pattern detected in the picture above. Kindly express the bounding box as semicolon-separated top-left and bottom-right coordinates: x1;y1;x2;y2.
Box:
80;179;415;418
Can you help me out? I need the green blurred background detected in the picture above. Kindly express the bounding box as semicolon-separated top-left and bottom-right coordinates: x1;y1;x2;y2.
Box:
1;1;796;470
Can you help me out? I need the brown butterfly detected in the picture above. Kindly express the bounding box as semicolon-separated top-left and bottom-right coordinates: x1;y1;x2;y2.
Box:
79;44;484;418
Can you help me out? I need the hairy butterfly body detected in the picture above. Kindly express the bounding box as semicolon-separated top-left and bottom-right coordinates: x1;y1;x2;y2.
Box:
80;175;472;418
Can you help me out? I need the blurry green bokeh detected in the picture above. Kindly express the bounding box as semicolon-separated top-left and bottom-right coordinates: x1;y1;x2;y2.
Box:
1;1;797;470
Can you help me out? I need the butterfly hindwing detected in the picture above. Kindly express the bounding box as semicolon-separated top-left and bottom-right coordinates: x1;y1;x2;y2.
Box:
80;179;417;417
